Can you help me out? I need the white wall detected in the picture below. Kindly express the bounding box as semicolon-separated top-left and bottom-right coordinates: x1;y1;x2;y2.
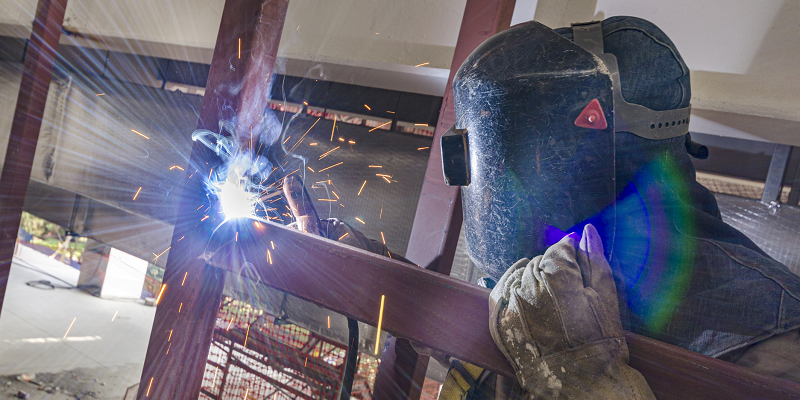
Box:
100;247;148;299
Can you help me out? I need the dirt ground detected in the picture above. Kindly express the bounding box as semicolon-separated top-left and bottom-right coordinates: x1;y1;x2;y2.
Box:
0;363;139;400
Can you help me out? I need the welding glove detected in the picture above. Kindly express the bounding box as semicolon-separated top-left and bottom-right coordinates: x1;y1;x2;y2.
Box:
489;224;655;399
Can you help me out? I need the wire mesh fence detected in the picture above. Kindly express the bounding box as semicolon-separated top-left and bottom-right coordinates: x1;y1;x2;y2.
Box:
200;297;347;399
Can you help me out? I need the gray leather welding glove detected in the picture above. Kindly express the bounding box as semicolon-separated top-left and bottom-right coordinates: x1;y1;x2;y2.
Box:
489;224;655;399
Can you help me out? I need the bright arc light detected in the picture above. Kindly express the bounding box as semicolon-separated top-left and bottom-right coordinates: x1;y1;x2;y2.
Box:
218;179;258;220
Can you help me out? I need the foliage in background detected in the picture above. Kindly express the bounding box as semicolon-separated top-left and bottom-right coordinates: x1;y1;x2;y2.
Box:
20;211;65;239
146;263;165;282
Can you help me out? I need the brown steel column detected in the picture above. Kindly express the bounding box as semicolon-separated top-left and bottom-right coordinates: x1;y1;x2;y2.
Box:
136;0;289;398
0;0;67;315
372;0;516;398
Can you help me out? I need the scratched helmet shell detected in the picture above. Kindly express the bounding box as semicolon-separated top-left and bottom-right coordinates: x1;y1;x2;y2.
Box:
442;17;692;279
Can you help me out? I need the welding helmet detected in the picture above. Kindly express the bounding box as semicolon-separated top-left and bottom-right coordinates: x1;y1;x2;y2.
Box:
442;17;692;279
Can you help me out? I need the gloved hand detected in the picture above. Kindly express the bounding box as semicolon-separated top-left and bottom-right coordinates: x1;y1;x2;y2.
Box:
489;224;654;399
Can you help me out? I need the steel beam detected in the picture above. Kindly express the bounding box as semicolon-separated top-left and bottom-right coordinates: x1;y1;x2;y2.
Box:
0;0;67;316
136;0;289;398
206;220;800;399
761;143;792;204
373;0;516;397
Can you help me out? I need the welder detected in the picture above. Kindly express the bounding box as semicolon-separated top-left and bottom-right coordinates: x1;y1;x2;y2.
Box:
434;16;800;399
317;16;800;399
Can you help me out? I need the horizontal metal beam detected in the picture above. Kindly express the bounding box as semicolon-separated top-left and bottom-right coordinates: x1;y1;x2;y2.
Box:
206;220;800;399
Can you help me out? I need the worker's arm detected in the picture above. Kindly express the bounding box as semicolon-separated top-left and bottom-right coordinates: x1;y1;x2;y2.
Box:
489;224;654;399
283;175;411;263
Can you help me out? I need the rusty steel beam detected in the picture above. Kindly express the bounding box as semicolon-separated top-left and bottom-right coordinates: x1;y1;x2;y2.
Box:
206;221;800;399
136;0;289;398
373;0;517;397
0;0;67;316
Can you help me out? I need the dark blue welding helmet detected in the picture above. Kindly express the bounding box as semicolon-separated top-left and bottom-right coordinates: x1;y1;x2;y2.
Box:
442;18;692;279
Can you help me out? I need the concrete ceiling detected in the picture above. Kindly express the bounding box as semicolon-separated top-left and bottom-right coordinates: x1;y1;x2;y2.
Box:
1;0;799;144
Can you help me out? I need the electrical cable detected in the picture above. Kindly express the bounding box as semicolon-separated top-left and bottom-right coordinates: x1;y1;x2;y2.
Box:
341;317;359;399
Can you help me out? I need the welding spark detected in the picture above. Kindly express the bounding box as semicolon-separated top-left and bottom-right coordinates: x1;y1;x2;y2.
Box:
332;191;339;200
133;187;142;201
338;232;349;241
331;115;337;141
178;303;182;313
387;111;395;114
415;62;430;67
319;146;339;160
415;123;428;126
146;378;153;397
355;217;365;224
375;295;385;354
132;129;149;139
327;315;331;329
358;180;367;196
112;311;118;321
238;38;241;59
338;137;345;142
152;246;171;262
245;324;250;347
318;162;343;173
418;147;430;150
303;101;308;105
270;241;275;249
201;215;209;221
348;140;356;144
169;165;185;171
310;143;317;146
64;317;76;338
244;388;249;400
182;271;188;286
369;121;391;132
381;231;386;245
227;317;234;331
168;329;173;341
267;250;273;264
369;165;382;168
96;93;105;96
156;284;166;305
382;176;391;183
364;104;371;110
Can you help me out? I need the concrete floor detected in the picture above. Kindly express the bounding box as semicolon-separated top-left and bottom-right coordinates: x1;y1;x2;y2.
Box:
0;245;155;395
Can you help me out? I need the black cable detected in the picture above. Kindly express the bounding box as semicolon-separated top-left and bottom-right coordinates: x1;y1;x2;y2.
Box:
341;317;359;399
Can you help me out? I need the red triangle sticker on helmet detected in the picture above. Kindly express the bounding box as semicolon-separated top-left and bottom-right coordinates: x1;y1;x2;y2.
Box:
574;99;608;130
